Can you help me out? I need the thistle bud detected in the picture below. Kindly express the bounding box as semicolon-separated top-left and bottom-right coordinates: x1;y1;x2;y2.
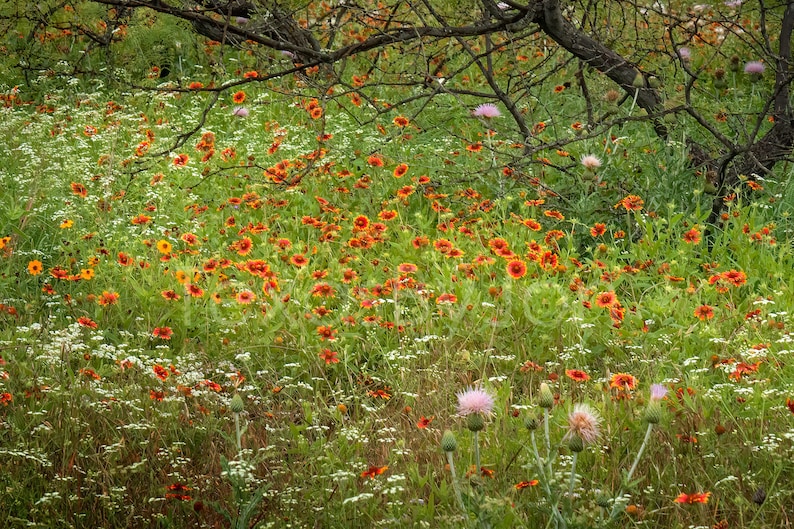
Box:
648;76;661;89
644;401;662;424
441;430;457;452
466;412;485;432
596;493;611;508
524;413;539;431
632;72;645;88
539;383;554;409
230;393;245;414
568;433;584;453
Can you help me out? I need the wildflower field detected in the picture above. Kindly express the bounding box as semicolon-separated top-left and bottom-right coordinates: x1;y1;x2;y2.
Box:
2;1;794;528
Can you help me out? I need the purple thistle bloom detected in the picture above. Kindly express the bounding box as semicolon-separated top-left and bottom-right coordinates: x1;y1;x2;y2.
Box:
232;107;249;118
744;61;765;75
650;383;668;401
456;386;495;416
472;103;501;119
678;47;691;61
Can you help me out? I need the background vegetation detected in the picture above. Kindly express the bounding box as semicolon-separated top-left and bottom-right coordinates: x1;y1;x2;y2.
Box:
1;0;794;527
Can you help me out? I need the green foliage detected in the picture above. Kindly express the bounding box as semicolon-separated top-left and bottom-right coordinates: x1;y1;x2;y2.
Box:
1;1;794;528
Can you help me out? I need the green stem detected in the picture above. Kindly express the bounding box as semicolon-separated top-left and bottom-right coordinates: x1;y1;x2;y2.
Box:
608;423;653;521
568;451;578;503
234;412;242;452
543;408;551;457
627;422;653;483
473;431;481;472
530;432;566;529
446;451;466;512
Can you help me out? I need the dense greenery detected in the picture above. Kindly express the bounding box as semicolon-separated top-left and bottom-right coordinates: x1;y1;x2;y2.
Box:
2;1;794;528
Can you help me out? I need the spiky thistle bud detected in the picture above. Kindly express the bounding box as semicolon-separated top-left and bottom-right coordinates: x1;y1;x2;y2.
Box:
632;72;645;88
441;430;457;452
466;412;485;432
568;433;584;452
644;401;662;424
596;493;611;508
539;383;554;409
524;412;538;431
230;393;245;414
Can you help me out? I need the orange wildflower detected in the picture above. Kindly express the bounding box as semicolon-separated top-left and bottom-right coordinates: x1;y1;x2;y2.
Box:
674;492;711;504
319;348;339;364
506;260;527;279
694;304;715;320
417;416;434;429
393;163;408;178
97;291;119;306
153;364;169;381
595;291;617;308
615;194;644;211
361;465;388;479
27;260;43;275
609;373;637;391
565;369;590;382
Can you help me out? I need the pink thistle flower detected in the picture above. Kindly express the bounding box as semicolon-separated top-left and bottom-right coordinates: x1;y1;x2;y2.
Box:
580;154;602;170
456;386;495;416
650;383;668;401
744;61;765;75
472;103;501;119
565;403;601;446
232;107;249;118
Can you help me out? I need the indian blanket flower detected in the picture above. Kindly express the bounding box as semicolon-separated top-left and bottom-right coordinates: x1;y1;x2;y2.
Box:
694;304;715;320
565;403;601;446
456;386;495;417
565;369;591;382
472;103;501;119
610;373;638;391
674;492;711;504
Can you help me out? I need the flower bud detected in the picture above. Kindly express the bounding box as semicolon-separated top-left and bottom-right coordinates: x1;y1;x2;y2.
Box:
595;493;611;508
524;412;538;431
539;383;554;409
568;433;584;453
230;393;245;414
644;401;662;424
467;412;485;432
648;76;661;89
632;72;645;88
441;430;457;452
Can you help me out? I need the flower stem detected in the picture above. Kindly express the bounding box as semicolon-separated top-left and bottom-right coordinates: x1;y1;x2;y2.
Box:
627;422;653;484
568;452;578;502
234;412;242;452
543;408;551;457
446;451;466;512
608;422;654;521
530;432;566;529
473;431;481;472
